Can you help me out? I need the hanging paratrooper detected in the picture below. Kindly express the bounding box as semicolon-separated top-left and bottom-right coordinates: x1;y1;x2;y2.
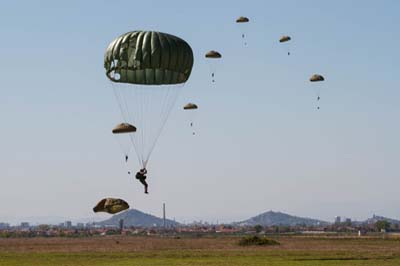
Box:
105;31;194;192
205;50;222;83
309;74;325;110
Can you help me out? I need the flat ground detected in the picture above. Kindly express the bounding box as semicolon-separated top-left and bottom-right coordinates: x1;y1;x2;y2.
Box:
0;235;399;266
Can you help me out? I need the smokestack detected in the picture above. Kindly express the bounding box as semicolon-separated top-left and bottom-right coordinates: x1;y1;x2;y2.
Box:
119;219;124;234
163;203;166;229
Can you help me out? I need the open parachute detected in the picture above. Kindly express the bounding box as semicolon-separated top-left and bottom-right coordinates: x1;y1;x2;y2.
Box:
309;74;325;110
183;103;198;135
236;16;249;46
279;35;291;43
236;16;249;23
183;103;198;110
310;74;325;82
205;50;222;83
105;31;194;168
112;123;136;163
205;50;222;58
93;198;129;214
112;123;136;134
279;35;292;55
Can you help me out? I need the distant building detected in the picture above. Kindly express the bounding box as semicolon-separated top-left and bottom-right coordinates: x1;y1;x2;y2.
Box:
65;221;72;228
345;218;352;225
335;216;341;224
76;223;85;229
0;223;10;229
20;222;30;228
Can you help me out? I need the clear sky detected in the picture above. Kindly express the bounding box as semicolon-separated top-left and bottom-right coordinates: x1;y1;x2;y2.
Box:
1;0;400;225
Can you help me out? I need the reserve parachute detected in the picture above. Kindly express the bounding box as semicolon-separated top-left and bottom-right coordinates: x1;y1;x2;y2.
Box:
105;31;194;168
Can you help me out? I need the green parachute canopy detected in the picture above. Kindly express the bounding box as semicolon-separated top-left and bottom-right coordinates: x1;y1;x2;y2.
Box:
104;31;194;85
93;198;129;214
112;123;137;134
310;74;325;82
183;103;198;110
279;35;291;43
205;50;222;58
105;31;194;168
236;16;249;23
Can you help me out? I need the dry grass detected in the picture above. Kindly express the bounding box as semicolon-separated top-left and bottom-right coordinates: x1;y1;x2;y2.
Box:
1;235;399;254
1;236;400;266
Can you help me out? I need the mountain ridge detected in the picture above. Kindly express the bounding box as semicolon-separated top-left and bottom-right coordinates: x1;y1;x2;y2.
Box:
98;209;179;227
236;210;329;226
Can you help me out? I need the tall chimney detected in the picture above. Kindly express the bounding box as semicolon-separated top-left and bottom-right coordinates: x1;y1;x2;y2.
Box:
163;203;166;230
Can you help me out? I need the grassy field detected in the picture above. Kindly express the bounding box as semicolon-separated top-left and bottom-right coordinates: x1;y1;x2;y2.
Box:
0;235;399;266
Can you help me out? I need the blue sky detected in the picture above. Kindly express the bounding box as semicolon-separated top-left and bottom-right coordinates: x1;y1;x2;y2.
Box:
1;0;400;224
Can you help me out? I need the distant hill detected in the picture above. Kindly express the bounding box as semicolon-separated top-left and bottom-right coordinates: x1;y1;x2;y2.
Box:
364;214;400;225
236;211;329;227
98;209;179;227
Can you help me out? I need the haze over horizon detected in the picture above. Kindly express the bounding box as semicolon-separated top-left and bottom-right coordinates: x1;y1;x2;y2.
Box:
1;0;400;224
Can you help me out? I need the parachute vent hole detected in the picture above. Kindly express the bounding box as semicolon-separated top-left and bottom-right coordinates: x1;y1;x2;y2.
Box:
114;73;121;81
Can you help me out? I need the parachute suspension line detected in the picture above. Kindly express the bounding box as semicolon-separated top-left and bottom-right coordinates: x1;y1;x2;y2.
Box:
114;135;129;157
142;86;152;167
125;86;141;167
144;85;183;167
111;83;139;165
138;88;145;166
114;84;183;169
142;86;170;167
208;62;217;83
312;87;322;110
112;84;128;122
136;87;147;167
113;83;141;167
187;110;197;135
286;43;291;56
132;88;144;167
242;33;247;46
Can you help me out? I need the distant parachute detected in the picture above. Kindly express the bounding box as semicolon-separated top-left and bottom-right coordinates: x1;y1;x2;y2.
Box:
279;35;292;55
112;123;136;163
309;74;325;110
105;31;194;168
279;35;291;43
183;103;198;135
205;50;222;58
236;16;249;23
236;16;249;46
93;198;129;214
112;123;136;134
310;74;325;82
183;103;198;110
205;51;222;83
